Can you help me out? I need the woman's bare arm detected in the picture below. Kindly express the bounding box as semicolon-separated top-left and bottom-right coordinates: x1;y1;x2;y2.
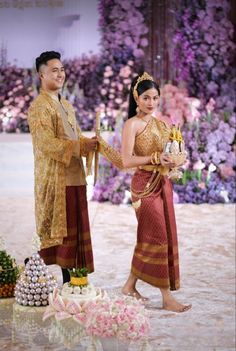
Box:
121;119;151;168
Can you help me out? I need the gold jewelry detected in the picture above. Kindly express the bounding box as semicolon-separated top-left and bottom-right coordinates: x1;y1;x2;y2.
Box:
140;116;150;124
151;152;155;165
150;151;160;165
131;171;162;199
154;152;159;164
133;72;154;101
136;106;140;114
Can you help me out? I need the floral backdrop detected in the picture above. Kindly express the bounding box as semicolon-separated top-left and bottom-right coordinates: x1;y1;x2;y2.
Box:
170;0;236;203
0;0;235;204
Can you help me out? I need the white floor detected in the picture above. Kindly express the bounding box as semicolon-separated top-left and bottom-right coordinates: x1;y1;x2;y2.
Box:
0;134;235;351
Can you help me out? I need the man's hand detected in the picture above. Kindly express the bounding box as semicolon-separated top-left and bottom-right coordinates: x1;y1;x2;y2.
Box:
84;136;98;153
160;153;176;168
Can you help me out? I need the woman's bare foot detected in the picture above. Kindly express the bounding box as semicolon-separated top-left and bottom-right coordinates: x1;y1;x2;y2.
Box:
163;297;192;313
121;287;149;301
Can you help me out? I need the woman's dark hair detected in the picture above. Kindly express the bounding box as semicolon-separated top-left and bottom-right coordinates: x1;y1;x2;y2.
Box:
128;74;160;118
35;51;61;72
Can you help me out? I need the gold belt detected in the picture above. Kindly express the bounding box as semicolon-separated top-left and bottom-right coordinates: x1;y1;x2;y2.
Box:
138;165;169;175
131;165;169;208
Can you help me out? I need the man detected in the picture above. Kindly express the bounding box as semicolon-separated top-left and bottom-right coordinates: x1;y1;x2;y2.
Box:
27;51;97;283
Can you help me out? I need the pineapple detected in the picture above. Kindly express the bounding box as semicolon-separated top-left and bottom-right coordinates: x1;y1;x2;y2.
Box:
0;250;19;298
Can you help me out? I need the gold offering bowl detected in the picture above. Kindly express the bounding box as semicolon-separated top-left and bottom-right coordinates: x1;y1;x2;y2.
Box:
70;276;88;286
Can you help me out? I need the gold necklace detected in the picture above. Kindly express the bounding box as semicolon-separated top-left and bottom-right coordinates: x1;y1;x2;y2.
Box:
139;115;152;124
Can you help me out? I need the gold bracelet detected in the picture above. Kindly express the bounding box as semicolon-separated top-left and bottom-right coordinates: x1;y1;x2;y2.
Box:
150;151;159;165
150;152;156;165
154;152;158;164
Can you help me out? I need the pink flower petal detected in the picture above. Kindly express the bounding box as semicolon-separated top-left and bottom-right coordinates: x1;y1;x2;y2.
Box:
55;311;71;321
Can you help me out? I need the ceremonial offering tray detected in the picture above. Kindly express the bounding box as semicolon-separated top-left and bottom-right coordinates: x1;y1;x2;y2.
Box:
164;125;187;179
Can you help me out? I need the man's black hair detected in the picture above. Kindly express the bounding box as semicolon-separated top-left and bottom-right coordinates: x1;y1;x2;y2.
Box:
35;51;61;72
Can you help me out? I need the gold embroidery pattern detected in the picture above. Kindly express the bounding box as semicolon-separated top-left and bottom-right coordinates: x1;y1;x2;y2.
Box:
28;92;78;249
98;136;124;170
131;118;171;201
134;118;171;156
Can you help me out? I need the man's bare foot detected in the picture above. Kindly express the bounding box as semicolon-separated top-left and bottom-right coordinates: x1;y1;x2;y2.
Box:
163;297;192;313
121;287;149;301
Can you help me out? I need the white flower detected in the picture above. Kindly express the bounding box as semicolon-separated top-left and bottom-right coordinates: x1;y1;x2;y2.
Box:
208;163;216;173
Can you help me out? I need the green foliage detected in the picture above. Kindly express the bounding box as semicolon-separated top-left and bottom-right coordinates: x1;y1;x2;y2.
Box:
0;250;19;288
68;267;88;278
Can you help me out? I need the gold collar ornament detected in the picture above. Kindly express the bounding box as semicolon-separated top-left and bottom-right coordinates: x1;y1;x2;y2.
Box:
133;72;154;101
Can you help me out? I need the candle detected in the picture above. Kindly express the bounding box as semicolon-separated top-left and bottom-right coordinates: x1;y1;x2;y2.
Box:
96;111;101;136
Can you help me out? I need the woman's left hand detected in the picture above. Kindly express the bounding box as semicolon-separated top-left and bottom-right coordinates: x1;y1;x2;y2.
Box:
160;153;177;168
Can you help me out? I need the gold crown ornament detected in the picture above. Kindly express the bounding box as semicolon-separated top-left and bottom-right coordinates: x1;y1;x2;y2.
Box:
133;72;154;101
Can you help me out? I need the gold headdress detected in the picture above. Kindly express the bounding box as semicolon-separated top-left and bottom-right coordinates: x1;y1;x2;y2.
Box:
133;72;154;101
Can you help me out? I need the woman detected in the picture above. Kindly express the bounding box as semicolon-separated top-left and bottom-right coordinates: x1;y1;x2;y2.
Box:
120;72;191;312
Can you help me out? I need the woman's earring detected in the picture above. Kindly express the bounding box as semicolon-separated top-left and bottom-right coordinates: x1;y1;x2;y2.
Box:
136;106;140;114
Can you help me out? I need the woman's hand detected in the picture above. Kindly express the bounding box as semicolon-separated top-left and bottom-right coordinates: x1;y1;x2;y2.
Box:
160;153;176;168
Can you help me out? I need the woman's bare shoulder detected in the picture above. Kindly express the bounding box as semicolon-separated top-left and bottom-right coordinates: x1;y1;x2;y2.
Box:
123;116;140;128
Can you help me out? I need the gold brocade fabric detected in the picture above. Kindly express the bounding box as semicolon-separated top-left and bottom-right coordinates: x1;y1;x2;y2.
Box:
97;118;171;174
97;118;171;202
134;117;171;157
98;136;124;170
131;118;171;200
55;98;86;186
27;90;87;249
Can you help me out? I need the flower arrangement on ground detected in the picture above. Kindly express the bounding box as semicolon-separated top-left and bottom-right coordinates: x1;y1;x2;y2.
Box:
85;295;150;341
